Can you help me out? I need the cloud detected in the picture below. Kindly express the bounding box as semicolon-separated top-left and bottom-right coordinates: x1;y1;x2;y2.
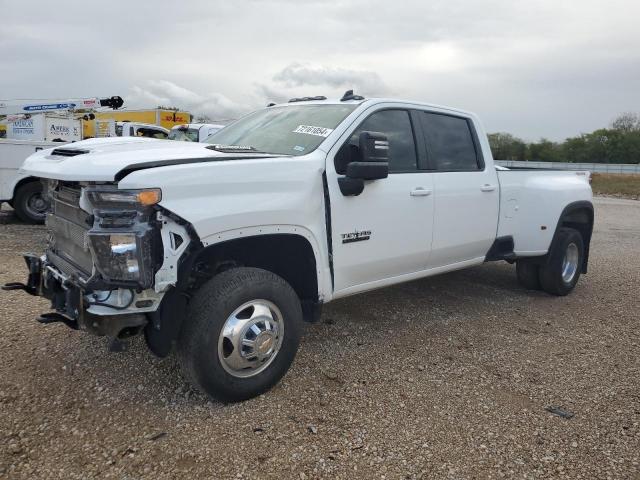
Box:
2;0;640;140
253;84;290;105
273;62;388;96
126;81;249;121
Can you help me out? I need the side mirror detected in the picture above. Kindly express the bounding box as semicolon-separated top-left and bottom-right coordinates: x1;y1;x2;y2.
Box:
338;131;389;196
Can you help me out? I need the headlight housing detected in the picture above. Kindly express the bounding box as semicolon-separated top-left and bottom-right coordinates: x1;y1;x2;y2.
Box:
88;231;156;287
87;188;161;208
85;187;161;289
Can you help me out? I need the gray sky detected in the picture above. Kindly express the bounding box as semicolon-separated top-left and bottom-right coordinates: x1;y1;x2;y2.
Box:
1;0;639;140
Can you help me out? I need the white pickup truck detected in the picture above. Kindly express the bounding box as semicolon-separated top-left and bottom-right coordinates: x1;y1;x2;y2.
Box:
4;93;593;402
0;138;62;222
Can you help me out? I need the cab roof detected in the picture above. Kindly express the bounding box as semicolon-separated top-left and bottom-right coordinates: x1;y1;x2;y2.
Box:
270;96;474;118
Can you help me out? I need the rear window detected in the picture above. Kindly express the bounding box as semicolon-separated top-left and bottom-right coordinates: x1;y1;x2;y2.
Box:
420;112;480;171
169;128;199;142
136;127;168;139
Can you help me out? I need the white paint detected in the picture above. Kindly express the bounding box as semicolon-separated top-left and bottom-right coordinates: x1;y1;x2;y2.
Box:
154;213;191;293
0;139;65;201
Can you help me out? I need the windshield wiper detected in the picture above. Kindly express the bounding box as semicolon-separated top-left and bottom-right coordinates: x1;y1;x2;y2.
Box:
206;144;267;154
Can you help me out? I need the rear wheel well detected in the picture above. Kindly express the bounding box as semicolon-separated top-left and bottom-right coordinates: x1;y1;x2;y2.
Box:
192;234;320;319
556;204;593;273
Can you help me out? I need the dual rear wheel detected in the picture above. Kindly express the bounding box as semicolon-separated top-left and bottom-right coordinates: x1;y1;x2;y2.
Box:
516;227;584;296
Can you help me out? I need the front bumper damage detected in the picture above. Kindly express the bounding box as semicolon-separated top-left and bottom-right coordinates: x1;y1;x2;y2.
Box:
3;254;148;340
3;179;194;351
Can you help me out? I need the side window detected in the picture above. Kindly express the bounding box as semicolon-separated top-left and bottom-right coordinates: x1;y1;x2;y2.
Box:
421;112;480;171
337;109;417;173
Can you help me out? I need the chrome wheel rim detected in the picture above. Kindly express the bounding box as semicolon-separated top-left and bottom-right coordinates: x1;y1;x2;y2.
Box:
561;243;579;283
26;192;48;220
217;300;284;378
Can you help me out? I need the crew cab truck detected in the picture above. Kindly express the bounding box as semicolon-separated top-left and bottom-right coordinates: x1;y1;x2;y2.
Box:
4;93;594;402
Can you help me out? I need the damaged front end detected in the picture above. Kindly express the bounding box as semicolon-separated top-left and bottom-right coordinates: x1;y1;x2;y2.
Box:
2;180;192;349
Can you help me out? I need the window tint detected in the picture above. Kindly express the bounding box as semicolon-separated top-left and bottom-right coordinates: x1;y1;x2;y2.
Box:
347;109;417;173
421;112;480;171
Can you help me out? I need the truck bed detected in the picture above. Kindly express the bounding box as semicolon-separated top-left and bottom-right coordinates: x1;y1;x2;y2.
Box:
495;169;592;256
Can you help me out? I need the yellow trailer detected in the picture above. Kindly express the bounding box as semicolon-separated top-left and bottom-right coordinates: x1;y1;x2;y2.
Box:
82;108;191;138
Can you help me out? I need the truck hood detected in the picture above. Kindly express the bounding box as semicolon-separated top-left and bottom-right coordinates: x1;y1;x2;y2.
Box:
20;137;282;182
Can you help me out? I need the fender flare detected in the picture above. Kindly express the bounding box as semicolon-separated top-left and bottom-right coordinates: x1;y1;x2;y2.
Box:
547;200;594;273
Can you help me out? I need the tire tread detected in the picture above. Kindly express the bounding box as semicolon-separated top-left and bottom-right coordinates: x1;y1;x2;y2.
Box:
177;267;302;402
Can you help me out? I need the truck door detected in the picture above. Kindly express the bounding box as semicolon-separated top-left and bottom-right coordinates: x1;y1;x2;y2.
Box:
326;108;435;294
416;111;499;268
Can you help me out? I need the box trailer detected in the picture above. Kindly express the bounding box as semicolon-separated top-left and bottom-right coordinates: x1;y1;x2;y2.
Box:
6;114;82;142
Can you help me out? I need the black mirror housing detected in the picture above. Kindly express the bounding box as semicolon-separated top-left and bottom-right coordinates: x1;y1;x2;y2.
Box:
358;131;389;163
346;162;388;180
337;131;389;196
344;131;389;182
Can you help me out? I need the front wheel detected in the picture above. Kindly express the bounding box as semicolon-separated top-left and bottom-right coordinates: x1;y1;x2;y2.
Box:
177;267;303;402
14;182;49;224
538;228;584;296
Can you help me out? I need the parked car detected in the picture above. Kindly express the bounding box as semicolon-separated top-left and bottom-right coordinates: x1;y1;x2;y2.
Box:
5;92;593;402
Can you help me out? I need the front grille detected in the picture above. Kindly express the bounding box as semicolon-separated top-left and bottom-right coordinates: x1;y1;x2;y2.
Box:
46;183;93;278
47;214;89;251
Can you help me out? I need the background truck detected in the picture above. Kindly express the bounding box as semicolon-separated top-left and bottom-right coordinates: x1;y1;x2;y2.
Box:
82;108;191;138
94;120;169;139
5;113;82;142
0;139;61;222
5;92;593;402
0;95;124;222
168;123;226;142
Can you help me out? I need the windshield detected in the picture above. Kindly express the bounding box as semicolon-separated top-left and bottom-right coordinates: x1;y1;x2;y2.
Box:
169;128;199;142
204;104;357;155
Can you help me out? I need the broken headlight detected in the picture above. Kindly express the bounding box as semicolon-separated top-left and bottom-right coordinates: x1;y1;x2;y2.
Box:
86;187;161;288
88;230;157;288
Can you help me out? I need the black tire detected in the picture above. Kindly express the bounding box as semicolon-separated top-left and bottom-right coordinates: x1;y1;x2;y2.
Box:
538;227;584;296
177;267;302;402
516;261;541;290
14;182;48;224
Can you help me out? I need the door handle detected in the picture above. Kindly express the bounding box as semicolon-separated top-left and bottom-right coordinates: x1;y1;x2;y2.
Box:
480;184;496;192
410;187;432;196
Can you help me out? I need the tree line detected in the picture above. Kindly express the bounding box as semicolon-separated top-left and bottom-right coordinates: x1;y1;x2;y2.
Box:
488;113;640;164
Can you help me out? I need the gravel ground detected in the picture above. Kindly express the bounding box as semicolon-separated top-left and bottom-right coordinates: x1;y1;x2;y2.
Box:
0;198;638;480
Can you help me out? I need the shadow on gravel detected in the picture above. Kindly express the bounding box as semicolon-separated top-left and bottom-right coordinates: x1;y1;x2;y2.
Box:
28;262;532;406
0;206;35;226
323;261;533;326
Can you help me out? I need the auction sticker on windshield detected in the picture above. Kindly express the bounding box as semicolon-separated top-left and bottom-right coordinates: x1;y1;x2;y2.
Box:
292;125;334;137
